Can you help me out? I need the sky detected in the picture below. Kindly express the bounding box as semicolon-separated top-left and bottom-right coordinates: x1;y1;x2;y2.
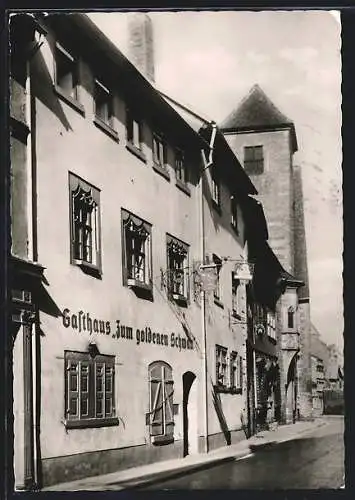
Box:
89;10;343;350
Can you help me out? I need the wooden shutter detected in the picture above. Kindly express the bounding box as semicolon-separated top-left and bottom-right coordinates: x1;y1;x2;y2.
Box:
95;362;104;418
163;364;174;436
105;363;115;417
66;359;79;420
150;363;164;436
149;362;174;437
80;361;90;418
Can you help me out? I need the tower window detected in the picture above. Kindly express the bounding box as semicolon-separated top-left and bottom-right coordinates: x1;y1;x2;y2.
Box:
288;306;295;329
244;145;264;175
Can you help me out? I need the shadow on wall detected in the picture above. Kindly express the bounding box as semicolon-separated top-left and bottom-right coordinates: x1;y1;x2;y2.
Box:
211;385;231;446
31;49;73;131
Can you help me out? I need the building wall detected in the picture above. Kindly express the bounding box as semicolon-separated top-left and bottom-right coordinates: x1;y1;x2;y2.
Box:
224;129;294;274
202;169;248;448
30;27;207;486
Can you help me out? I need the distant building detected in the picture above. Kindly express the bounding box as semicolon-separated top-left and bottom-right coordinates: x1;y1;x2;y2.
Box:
326;344;344;391
220;85;313;422
310;323;328;415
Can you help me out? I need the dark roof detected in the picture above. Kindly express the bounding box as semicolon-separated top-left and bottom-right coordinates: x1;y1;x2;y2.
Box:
220;84;298;152
42;13;208;154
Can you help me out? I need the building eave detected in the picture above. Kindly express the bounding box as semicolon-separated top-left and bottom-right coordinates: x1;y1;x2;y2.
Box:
44;13;207;154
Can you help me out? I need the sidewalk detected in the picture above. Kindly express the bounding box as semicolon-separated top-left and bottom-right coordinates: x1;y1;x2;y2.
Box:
43;417;327;491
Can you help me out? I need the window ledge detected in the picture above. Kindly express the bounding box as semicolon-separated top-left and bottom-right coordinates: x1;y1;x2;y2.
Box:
176;179;191;196
93;116;119;142
230;223;239;235
127;278;151;290
53;85;85;116
171;293;188;307
64;417;119;429
212;200;222;215
126;141;147;163
214;385;242;395
231;311;242;320
127;278;154;300
74;259;102;279
214;296;224;309
151;434;174;446
153;162;170;181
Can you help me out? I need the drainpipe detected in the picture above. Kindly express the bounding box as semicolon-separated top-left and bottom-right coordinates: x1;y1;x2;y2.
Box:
199;122;217;454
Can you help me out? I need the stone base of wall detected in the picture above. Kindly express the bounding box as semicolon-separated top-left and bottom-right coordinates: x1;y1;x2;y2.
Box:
41;439;183;488
198;428;246;453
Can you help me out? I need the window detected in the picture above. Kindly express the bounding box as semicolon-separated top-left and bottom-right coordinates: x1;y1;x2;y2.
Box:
216;345;228;387
231;274;240;316
175;149;187;184
244;145;264;175
94;79;114;128
213;254;222;303
148;361;174;444
230;351;242;391
55;43;79;101
267;311;276;340
69;173;101;275
126;108;143;150
64;350;118;428
122;209;152;291
153;133;167;168
167;234;189;303
231;195;238;233
253;302;267;334
211;166;221;207
287;306;295;329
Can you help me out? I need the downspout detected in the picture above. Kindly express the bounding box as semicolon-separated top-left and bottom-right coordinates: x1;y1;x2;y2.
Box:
199;122;217;454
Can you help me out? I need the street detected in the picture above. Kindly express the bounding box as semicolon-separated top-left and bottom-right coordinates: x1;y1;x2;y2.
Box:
143;417;344;490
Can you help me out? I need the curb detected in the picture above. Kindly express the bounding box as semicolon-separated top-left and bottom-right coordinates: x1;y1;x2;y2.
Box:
117;455;239;490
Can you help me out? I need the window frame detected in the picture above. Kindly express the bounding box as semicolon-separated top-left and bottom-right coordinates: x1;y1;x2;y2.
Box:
126;108;146;162
231;273;240;318
166;234;189;305
54;42;84;115
64;350;118;429
69;173;102;277
244;145;264;175
215;344;228;389
122;209;153;295
174;148;190;195
211;165;221;209
230;351;243;393
93;78;118;140
213;254;223;307
147;361;175;445
152;133;170;180
230;195;239;234
267;310;276;340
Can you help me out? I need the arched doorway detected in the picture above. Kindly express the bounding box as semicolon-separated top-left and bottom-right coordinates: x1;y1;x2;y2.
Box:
182;371;197;457
286;354;298;423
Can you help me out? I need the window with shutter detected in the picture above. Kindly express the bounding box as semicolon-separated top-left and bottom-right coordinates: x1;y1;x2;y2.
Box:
148;361;174;444
64;351;118;429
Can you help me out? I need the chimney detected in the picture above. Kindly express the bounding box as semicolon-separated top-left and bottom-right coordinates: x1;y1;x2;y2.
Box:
128;13;155;83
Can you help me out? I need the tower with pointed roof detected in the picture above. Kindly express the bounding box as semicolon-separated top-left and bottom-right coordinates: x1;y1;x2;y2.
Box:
220;84;313;422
